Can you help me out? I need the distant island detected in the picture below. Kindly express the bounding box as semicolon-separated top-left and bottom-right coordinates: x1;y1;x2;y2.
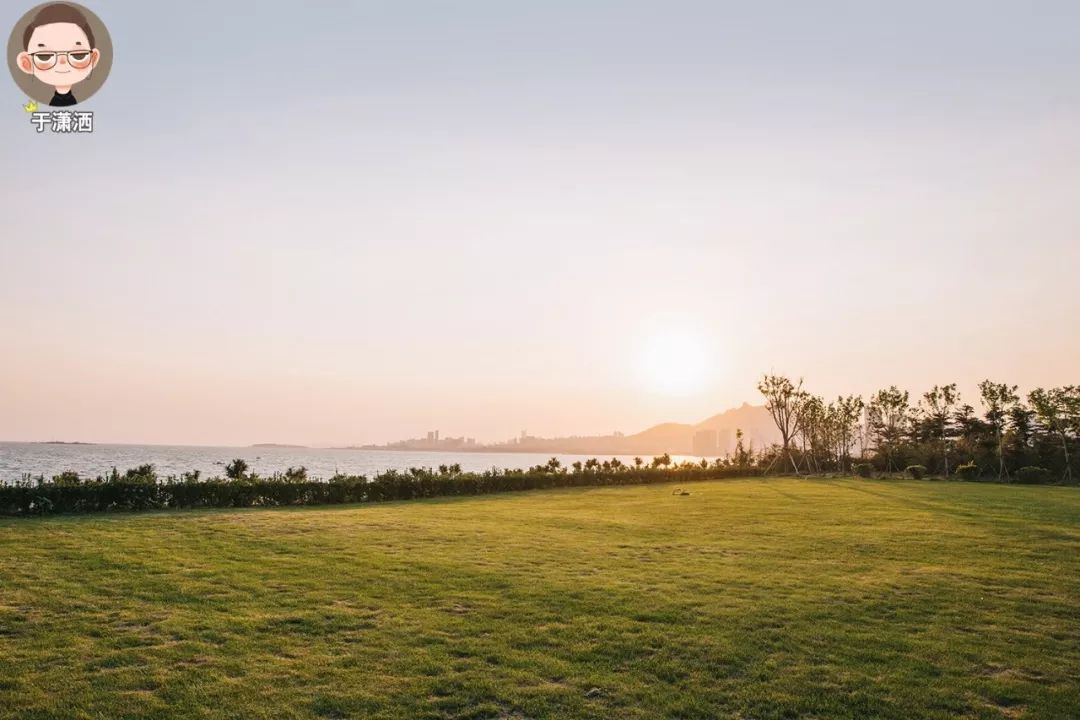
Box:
34;441;96;446
250;443;309;449
345;403;781;457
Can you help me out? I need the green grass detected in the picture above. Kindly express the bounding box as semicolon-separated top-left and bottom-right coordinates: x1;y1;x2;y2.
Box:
1;478;1078;720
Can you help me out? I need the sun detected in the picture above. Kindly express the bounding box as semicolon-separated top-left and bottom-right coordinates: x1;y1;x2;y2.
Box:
635;324;712;397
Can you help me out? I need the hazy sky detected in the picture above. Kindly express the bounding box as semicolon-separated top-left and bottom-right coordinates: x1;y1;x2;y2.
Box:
2;1;1078;446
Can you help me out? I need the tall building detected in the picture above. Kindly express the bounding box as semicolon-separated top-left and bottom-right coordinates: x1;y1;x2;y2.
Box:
692;429;720;456
716;428;732;455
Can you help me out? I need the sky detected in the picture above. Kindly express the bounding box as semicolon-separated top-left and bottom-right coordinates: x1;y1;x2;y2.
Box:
2;0;1078;447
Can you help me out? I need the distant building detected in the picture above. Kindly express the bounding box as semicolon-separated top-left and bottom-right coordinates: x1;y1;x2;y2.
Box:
692;429;720;456
426;431;435;442
716;428;732;455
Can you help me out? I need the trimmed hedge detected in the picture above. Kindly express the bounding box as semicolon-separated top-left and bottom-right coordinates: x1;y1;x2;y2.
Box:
955;463;980;481
3;454;1065;517
853;463;874;478
905;465;927;480
0;462;750;517
1015;466;1052;485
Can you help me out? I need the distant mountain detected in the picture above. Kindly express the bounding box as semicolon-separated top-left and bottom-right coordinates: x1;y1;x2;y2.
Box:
365;404;781;457
624;404;780;455
624;422;695;454
694;403;781;450
631;422;695;441
440;404;782;456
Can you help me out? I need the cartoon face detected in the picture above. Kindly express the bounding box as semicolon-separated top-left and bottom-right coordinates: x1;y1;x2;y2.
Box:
17;20;99;89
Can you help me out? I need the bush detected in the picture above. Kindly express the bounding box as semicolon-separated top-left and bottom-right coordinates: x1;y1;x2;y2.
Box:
955;462;980;481
905;465;927;480
52;471;82;485
853;463;874;478
1015;466;1052;485
281;466;308;483
225;459;248;480
0;457;754;517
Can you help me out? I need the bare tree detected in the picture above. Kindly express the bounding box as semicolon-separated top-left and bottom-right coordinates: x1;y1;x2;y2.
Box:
758;374;808;474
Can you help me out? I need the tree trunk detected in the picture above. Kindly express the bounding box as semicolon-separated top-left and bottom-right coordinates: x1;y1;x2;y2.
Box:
942;424;949;477
998;431;1006;482
783;438;799;475
1062;433;1073;484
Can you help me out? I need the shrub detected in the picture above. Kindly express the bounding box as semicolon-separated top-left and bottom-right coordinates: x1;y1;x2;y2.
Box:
225;459;249;480
52;471;81;485
955;462;980;481
853;463;874;478
0;460;758;517
124;464;157;483
905;465;927;480
1015;466;1052;485
282;466;308;483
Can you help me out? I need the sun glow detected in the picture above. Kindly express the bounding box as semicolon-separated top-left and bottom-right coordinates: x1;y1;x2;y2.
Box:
635;324;712;397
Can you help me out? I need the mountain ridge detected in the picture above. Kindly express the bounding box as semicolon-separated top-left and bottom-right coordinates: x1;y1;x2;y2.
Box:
363;404;781;456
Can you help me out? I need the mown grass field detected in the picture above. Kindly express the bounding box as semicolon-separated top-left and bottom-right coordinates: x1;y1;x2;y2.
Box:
1;478;1078;720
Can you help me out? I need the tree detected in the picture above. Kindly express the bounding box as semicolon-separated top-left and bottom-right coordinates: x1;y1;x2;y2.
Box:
1005;402;1036;470
921;384;959;476
798;395;827;472
1029;386;1079;484
867;386;911;472
832;395;864;472
758;374;807;473
732;429;753;470
979;380;1019;482
225;458;248;480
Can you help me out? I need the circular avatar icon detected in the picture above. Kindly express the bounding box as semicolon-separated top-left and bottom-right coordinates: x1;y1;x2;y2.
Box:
7;2;112;107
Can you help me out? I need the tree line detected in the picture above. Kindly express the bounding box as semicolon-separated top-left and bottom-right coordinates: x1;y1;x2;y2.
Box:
756;375;1078;484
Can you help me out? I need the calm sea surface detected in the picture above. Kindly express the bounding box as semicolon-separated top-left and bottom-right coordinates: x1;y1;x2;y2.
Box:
0;442;702;483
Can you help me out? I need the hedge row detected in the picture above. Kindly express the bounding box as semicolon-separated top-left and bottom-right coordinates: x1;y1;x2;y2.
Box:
0;463;750;517
4;456;1066;517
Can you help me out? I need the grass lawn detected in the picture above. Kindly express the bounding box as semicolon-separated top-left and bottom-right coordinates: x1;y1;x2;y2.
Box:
1;478;1078;720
